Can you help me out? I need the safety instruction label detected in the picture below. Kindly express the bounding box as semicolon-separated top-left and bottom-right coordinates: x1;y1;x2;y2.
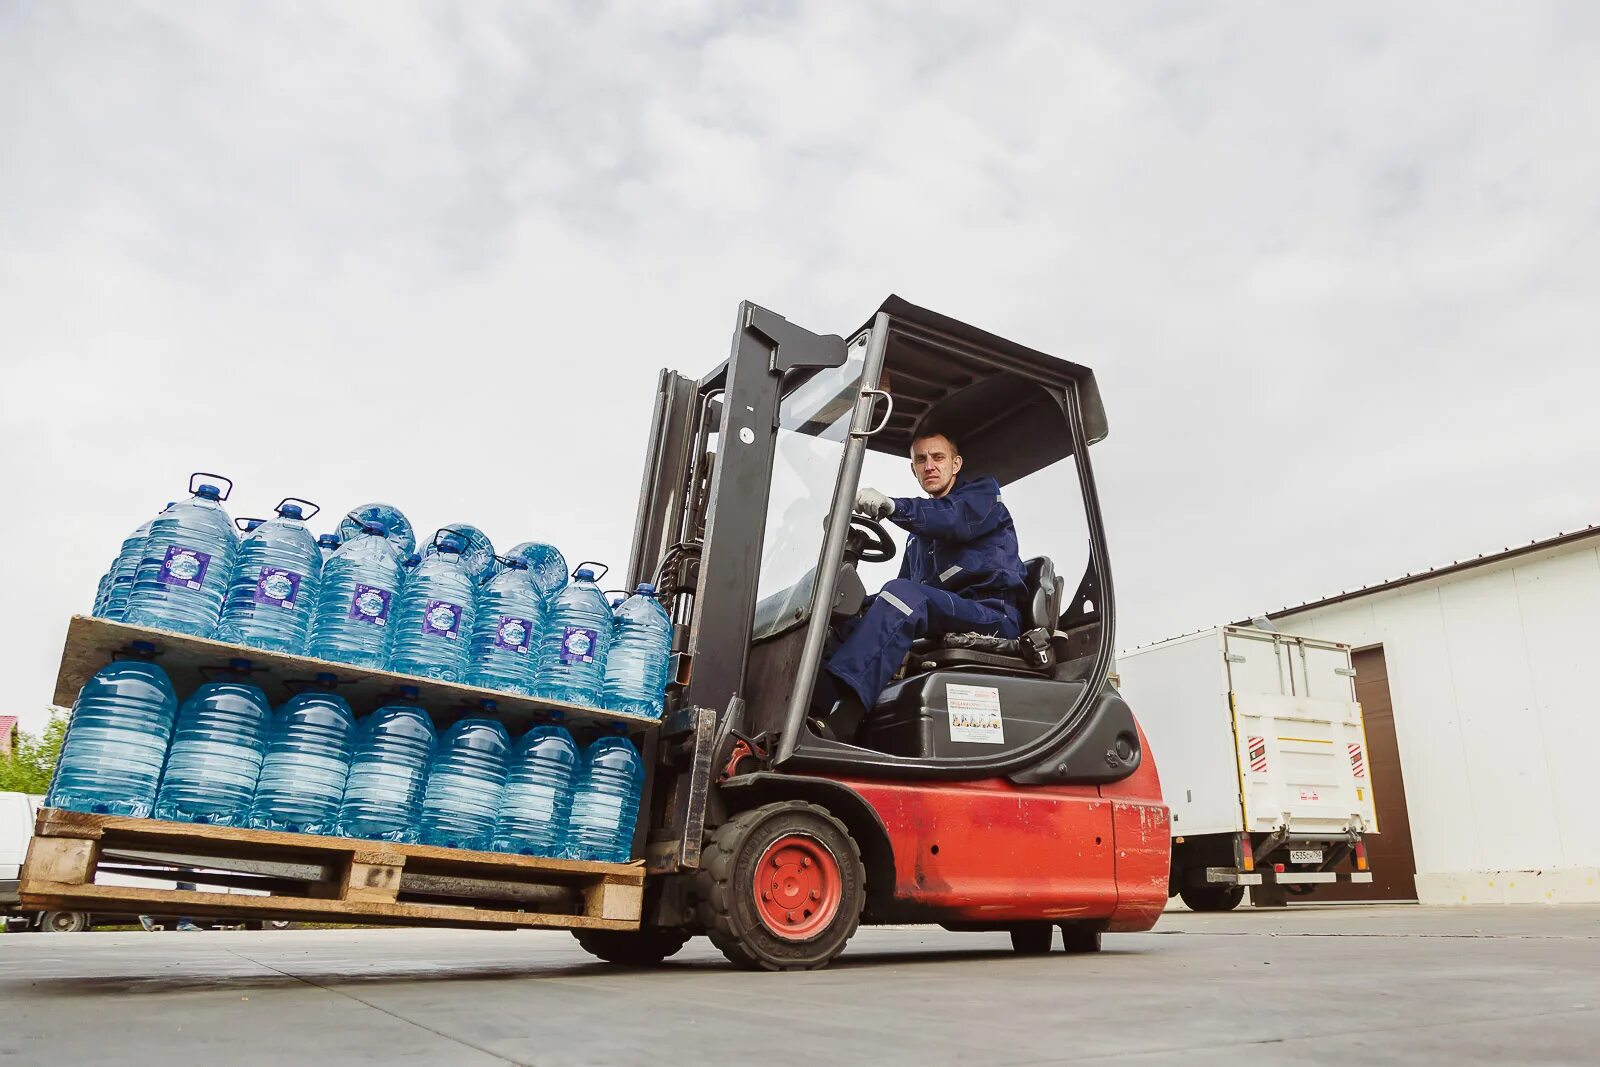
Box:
947;683;1004;745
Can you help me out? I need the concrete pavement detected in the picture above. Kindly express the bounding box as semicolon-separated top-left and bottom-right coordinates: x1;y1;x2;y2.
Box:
3;905;1597;1065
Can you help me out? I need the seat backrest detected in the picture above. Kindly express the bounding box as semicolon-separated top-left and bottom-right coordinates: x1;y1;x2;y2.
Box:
1021;556;1059;631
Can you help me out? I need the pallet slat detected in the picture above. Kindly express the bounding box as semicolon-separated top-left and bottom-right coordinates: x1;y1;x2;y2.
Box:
22;810;644;932
54;614;659;737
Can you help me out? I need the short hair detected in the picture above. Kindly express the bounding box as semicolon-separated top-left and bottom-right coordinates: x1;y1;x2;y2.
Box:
910;428;960;456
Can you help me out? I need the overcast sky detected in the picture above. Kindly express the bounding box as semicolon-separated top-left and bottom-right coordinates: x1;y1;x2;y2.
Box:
5;2;1600;732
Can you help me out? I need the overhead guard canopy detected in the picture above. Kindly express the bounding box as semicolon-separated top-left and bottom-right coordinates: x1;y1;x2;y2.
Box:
856;295;1108;487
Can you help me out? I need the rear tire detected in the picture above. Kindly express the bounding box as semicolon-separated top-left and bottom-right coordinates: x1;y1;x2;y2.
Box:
1058;922;1104;953
695;801;865;972
573;927;691;966
1009;923;1054;954
1179;885;1245;912
39;910;91;933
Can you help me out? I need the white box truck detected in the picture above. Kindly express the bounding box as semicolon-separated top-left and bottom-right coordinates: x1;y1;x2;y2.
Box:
1115;626;1377;910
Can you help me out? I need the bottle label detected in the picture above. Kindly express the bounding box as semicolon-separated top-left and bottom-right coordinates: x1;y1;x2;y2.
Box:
560;626;598;664
348;585;392;625
156;546;211;590
252;567;304;609
494;615;533;654
422;600;463;639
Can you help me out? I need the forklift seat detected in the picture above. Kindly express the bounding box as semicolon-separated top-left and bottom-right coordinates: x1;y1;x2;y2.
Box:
907;556;1064;675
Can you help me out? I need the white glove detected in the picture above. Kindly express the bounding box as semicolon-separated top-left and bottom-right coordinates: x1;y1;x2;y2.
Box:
854;487;894;520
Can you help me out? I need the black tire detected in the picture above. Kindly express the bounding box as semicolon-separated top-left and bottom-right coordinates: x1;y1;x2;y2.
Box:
1058;922;1104;953
695;800;865;972
573;927;691;966
1009;923;1054;954
39;910;91;933
1179;885;1245;913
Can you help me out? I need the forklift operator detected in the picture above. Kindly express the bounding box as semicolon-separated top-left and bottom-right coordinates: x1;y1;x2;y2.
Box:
814;429;1027;734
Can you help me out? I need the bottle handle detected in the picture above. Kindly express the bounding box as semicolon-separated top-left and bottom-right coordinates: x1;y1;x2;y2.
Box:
189;472;234;500
574;560;610;582
277;497;321;520
234;516;267;532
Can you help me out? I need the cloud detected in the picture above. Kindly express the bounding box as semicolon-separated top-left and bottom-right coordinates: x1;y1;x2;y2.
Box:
4;2;1600;726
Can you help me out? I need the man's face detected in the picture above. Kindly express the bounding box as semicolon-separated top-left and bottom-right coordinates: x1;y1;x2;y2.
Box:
910;434;962;498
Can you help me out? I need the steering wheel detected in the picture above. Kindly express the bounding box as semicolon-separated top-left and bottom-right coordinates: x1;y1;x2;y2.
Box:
846;514;897;564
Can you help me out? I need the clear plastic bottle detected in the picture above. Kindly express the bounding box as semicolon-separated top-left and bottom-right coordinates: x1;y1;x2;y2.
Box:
315;533;342;564
338;687;436;843
215;498;324;654
338;503;415;560
531;566;613;706
124;475;239;638
601;584;673;719
467;557;545;696
565;730;643;862
153;659;271;826
308;520;404;669
248;677;356;835
418;714;511;850
90;565;114;617
386;531;476;682
490;718;579;856
508;541;569;601
423;523;496;587
45;642;177;818
103;505;171;622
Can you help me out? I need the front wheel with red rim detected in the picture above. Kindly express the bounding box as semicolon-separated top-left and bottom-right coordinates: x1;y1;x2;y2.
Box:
696;801;865;971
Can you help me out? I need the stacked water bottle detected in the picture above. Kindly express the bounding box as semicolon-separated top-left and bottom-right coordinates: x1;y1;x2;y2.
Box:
43;648;643;861
88;473;673;718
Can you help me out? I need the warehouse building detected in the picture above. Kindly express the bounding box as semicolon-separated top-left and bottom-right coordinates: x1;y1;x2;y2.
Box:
1253;526;1600;906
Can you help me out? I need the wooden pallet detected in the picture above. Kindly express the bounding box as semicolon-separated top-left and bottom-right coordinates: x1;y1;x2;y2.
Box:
54;614;659;737
21;808;644;931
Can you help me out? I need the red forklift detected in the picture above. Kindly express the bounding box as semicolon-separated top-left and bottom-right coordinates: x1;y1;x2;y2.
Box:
578;295;1170;970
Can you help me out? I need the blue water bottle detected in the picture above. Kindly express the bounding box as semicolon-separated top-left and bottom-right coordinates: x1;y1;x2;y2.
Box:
602;584;673;718
566;729;644;862
215;498;323;654
491;717;579;856
386;530;476;682
316;533;343;564
508;541;569;600
418;715;511;850
308;518;405;669
338;502;416;560
467;556;545;695
248;676;356;835
423;523;496;587
46;642;177;818
153;659;271;826
531;564;613;706
103;505;172;622
124;474;239;638
338;687;436;843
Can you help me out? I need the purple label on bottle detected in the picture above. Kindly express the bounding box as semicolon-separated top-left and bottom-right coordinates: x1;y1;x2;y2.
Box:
422;600;463;639
157;545;211;590
348;585;392;625
560;626;598;664
493;615;533;654
252;567;303;609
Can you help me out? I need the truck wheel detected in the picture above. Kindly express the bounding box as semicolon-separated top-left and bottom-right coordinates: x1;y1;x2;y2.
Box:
572;927;691;966
695;801;865;972
1058;922;1104;953
1009;923;1054;954
1178;885;1244;913
39;910;91;933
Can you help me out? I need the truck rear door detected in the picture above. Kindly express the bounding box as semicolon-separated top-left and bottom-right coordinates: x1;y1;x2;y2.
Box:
1224;629;1378;839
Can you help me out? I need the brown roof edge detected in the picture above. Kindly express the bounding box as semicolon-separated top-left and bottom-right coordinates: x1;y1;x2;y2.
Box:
1236;523;1600;625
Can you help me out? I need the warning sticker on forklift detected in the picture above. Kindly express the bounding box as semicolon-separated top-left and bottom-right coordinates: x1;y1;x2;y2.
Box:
947;684;1004;744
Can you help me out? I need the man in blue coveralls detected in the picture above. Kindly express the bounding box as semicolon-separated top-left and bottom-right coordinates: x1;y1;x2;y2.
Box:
812;428;1026;738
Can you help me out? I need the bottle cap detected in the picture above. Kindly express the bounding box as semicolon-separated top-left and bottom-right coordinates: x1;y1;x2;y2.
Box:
575;567;596;581
361;520;391;537
317;534;342;547
228;658;253;671
315;672;339;686
278;503;303;520
398;685;420;700
195;484;222;500
129;640;157;655
635;582;657;595
480;699;498;712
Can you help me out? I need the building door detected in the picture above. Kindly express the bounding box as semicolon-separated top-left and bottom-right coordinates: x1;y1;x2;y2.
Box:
1319;645;1418;901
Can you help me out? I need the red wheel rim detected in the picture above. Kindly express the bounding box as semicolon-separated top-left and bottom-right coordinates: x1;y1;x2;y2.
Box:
752;833;842;941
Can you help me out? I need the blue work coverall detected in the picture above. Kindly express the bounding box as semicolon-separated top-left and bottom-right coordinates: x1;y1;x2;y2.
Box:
825;474;1026;709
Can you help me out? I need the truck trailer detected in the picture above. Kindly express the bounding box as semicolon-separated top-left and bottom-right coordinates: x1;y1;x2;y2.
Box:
1116;626;1376;910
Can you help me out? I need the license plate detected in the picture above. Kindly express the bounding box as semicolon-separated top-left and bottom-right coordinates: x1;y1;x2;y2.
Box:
1290;849;1322;864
